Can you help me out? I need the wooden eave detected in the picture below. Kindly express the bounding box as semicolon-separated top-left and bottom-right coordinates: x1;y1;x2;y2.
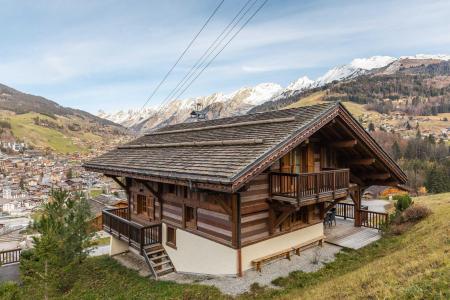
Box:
230;102;407;192
85;165;233;193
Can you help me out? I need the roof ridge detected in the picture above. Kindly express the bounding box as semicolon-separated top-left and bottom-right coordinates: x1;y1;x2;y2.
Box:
150;102;336;134
146;116;295;136
119;138;264;149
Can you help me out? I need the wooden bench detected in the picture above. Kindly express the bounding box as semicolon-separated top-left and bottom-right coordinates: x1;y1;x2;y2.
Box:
252;248;292;272
292;235;326;256
251;235;326;272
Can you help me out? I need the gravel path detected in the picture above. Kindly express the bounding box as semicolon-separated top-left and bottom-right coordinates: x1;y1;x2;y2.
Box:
163;244;342;296
361;199;391;213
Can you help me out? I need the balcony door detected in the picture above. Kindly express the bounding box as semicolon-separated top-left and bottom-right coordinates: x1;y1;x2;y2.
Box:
280;145;308;174
136;194;155;221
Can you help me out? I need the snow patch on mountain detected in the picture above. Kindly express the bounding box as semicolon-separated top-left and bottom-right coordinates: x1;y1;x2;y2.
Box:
350;56;397;70
99;54;450;131
286;76;314;91
400;54;450;61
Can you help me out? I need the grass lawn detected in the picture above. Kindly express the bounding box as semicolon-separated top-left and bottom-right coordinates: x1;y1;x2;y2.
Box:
1;193;449;299
91;236;111;247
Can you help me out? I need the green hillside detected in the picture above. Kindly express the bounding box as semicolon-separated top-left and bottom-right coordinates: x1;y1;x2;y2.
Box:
0;111;120;154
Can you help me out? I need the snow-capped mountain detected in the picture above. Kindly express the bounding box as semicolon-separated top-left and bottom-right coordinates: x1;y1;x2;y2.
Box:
99;54;450;132
313;56;397;87
100;83;283;131
286;76;314;91
98;108;156;128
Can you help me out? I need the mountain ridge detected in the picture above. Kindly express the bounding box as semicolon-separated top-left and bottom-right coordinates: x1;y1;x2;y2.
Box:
99;54;450;133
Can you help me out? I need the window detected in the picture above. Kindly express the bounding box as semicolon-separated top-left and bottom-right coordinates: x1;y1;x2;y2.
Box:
168;184;175;194
136;195;147;215
184;206;196;229
183;186;188;199
166;226;176;248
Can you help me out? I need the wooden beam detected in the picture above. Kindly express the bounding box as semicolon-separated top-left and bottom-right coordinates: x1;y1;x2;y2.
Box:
231;194;239;248
362;173;391;180
349;185;362;226
137;179;161;199
107;175;127;190
367;180;400;187
273;207;296;229
330;140;357;148
217;198;232;215
350;174;365;187
348;158;375;166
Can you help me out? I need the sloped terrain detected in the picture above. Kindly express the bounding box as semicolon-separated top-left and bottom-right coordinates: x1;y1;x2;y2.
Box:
1;193;447;299
0;83;126;153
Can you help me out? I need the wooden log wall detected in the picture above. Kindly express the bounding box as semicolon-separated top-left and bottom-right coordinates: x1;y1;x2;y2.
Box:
239;173;270;245
129;180;234;246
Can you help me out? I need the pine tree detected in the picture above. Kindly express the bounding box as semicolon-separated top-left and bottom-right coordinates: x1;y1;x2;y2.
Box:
425;167;450;194
405;121;412;130
368;122;375;132
392;140;402;160
20;189;94;297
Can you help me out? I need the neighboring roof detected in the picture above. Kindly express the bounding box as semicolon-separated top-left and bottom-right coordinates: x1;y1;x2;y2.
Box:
88;194;126;216
84;102;407;191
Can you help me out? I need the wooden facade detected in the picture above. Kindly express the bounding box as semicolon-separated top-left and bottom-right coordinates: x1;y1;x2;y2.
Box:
86;102;407;275
105;136;355;249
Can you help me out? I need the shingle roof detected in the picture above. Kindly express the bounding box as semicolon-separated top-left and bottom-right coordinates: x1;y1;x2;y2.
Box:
84;102;407;189
84;102;337;184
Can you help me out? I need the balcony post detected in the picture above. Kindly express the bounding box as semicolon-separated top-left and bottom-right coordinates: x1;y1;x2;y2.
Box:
140;228;145;254
269;173;273;197
333;171;336;192
315;174;319;196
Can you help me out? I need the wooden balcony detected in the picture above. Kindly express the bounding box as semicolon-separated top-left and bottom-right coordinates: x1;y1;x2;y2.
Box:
103;207;162;253
269;169;350;205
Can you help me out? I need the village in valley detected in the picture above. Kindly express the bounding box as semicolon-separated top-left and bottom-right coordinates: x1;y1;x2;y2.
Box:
0;143;126;252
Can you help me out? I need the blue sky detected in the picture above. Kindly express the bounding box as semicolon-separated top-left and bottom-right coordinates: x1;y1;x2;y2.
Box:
1;0;450;113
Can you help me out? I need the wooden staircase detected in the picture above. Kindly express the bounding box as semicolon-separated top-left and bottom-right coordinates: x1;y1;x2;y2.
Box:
142;244;175;279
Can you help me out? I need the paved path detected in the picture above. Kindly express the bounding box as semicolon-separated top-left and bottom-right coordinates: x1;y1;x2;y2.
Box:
0;264;20;283
361;199;391;213
89;245;110;256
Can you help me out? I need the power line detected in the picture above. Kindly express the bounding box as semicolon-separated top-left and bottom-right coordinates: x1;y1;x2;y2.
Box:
140;0;225;111
171;0;269;102
160;0;256;108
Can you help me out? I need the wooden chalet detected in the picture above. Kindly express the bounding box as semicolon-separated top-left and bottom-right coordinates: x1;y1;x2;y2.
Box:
84;102;407;277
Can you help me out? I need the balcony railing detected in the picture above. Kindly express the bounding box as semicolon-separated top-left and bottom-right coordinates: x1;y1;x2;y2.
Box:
269;169;350;204
0;248;21;265
103;208;162;253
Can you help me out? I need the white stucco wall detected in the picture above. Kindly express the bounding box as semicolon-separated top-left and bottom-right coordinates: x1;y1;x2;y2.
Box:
162;223;238;275
110;236;129;256
241;222;324;271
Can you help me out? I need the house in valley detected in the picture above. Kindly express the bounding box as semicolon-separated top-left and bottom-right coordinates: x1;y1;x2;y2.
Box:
84;102;407;278
88;194;128;231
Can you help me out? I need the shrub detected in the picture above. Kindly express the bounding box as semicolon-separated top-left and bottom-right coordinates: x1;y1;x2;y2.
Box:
401;205;431;222
389;222;411;235
0;120;11;129
0;282;20;300
394;194;413;212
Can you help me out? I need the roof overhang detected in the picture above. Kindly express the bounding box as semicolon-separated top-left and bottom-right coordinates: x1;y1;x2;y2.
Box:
230;103;407;192
83;164;233;193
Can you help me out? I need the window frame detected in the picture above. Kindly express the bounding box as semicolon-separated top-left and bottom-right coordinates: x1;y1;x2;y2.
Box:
166;225;177;249
184;205;196;229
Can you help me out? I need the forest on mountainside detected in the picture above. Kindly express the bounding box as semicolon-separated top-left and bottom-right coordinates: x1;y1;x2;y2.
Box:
325;74;450;115
372;129;450;194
